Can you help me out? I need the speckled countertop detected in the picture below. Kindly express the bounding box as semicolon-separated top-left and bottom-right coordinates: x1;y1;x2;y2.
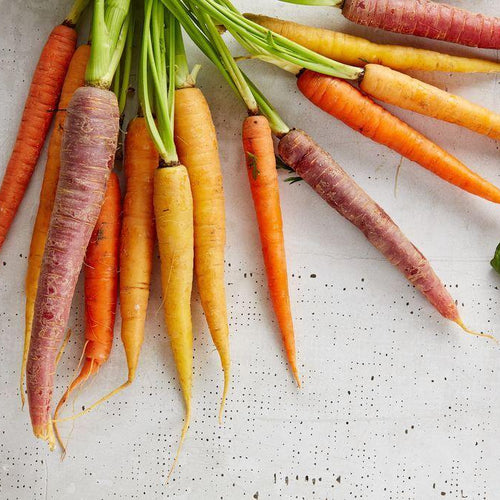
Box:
1;1;499;498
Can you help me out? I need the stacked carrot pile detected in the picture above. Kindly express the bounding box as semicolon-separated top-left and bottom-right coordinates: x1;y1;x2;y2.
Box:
0;0;498;476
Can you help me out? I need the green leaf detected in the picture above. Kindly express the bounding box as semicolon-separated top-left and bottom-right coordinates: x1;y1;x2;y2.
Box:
246;151;260;180
285;176;303;184
275;155;294;172
491;243;500;274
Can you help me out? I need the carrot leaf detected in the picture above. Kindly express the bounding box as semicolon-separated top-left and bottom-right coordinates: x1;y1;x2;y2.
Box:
490;243;500;274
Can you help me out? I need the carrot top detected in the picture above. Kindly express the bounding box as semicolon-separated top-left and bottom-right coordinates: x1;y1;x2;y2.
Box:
86;0;131;89
193;0;363;80
64;0;92;27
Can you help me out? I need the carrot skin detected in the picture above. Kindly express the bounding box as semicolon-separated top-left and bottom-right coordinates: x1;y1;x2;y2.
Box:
120;117;158;382
0;24;77;250
360;64;500;141
174;87;230;415
26;86;119;447
22;44;90;407
83;171;121;365
297;70;500;204
246;14;500;73
53;172;121;426
342;0;500;49
242;116;300;385
278;129;460;322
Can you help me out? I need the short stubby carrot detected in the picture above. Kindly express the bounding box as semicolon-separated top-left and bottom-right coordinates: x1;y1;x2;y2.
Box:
245;14;500;73
53;172;121;446
297;70;500;204
341;0;500;49
120;116;158;383
26;86;119;449
154;164;194;468
360;64;500;141
243;115;300;386
278;129;492;339
0;24;77;250
21;44;90;408
174;87;231;417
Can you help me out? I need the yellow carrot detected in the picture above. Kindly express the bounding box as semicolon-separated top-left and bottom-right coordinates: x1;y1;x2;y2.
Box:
154;164;194;474
245;14;500;73
360;64;500;141
174;87;230;418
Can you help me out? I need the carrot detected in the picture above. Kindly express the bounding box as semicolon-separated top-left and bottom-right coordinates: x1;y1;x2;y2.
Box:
21;44;90;409
154;163;194;476
297;70;500;203
283;0;500;49
243;115;300;386
0;22;78;250
174;86;231;416
245;14;500;73
120;116;158;383
360;64;500;141
278;128;494;340
53;172;121;450
26;0;129;448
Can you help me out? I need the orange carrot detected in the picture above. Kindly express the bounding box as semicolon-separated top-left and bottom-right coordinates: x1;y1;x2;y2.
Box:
120;116;158;383
298;70;500;204
242;115;300;386
0;23;78;250
53;172;121;449
21;44;90;408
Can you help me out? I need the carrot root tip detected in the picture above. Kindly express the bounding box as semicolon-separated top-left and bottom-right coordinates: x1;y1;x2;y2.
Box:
455;318;498;344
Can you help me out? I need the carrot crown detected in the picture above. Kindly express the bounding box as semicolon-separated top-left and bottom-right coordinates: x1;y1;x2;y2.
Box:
140;0;178;163
86;0;132;89
193;0;363;80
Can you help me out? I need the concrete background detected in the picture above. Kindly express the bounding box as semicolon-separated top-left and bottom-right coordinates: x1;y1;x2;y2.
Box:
0;0;499;498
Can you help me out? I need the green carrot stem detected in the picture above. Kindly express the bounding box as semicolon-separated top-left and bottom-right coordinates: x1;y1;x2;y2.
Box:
64;0;91;27
86;0;131;88
118;7;135;114
141;0;178;163
196;0;362;80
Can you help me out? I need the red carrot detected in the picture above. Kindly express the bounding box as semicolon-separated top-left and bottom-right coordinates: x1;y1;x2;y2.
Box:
284;0;500;49
278;128;493;340
26;86;119;448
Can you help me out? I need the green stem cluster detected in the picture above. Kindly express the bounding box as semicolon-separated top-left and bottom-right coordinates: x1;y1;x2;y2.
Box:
161;0;289;136
140;0;178;163
195;0;362;80
86;0;132;88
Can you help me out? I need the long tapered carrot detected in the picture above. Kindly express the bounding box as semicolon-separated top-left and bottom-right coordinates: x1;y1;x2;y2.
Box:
53;172;121;450
21;44;90;408
174;86;231;417
26;0;128;448
242;115;300;386
297;70;500;203
360;64;500;141
0;23;78;250
120;116;158;382
245;14;500;74
154;164;194;474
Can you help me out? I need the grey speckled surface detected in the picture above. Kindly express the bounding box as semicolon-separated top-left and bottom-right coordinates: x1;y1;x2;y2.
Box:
1;1;500;498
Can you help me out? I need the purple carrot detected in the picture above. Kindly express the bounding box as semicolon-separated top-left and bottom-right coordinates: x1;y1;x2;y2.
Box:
26;86;119;449
341;0;500;49
278;129;493;339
